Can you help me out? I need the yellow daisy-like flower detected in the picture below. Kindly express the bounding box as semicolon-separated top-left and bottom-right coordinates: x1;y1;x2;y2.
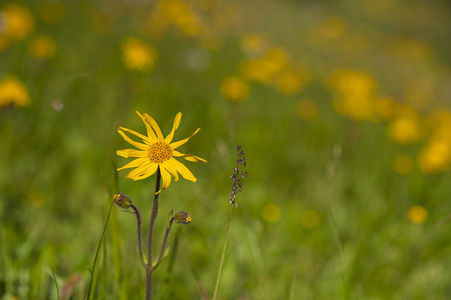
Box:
116;111;207;193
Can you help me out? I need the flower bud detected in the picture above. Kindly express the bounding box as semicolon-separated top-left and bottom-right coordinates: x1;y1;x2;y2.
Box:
114;193;132;209
175;211;192;224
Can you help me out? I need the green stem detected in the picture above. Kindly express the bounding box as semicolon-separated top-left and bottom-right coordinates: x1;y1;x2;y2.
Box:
146;168;161;300
131;204;144;265
158;217;175;263
212;205;234;300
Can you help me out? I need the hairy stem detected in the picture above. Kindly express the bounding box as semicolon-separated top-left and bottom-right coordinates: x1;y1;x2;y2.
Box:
146;168;161;300
131;204;144;265
212;205;234;300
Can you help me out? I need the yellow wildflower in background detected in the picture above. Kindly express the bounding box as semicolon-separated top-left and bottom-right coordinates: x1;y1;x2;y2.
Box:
122;38;158;71
0;77;30;107
418;140;451;174
240;34;266;55
261;203;281;223
300;210;320;229
388;115;422;145
275;70;307;96
332;95;374;120
2;4;34;40
407;205;427;224
29;36;56;59
220;76;249;102
117;111;207;193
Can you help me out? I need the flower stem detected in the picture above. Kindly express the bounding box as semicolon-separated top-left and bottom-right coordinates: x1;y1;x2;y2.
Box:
131;204;145;265
212;205;234;300
158;216;175;263
146;168;161;300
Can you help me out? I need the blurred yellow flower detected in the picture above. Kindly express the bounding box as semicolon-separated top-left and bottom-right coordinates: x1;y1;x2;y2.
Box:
388;115;422;145
407;205;427;224
240;48;289;85
296;99;317;122
374;97;397;120
393;155;413;175
29;36;56;59
275;70;308;96
240;34;265;55
220;76;249;102
418;140;451;174
300;209;320;229
117;111;207;193
332;95;374;120
262;203;281;223
2;4;34;40
158;0;203;36
122;38;158;71
326;69;376;97
0;77;30;107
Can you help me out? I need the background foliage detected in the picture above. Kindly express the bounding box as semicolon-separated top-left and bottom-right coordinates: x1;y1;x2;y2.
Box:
1;0;451;299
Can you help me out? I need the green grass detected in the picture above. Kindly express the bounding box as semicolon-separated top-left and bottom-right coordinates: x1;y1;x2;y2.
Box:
1;0;451;299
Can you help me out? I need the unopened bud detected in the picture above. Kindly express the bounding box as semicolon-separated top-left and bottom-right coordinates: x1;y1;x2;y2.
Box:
175;211;192;224
114;193;132;209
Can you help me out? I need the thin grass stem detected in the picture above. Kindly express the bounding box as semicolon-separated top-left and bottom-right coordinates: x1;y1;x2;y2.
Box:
212;205;234;300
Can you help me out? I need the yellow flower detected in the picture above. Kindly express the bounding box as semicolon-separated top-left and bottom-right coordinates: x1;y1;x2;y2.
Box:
2;4;34;40
418;140;451;174
275;70;308;96
407;205;427;224
0;77;30;107
261;203;281;223
29;36;56;59
220;76;249;102
388;115;422;145
122;38;158;71
117;111;207;193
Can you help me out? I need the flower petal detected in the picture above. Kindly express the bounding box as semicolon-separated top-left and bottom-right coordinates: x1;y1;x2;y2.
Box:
169;128;201;149
118;129;148;150
127;162;157;180
144;113;164;141
173;151;207;162
136;111;158;143
162;160;180;181
116;149;148;158
117;157;149;170
119;126;152;145
164;112;182;144
157;167;172;194
169;158;197;182
133;163;159;181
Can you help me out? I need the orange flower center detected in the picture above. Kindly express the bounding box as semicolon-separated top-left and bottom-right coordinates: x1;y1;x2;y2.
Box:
148;141;173;163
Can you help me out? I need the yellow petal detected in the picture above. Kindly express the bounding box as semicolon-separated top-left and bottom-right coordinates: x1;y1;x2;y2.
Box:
162;160;180;181
117;157;149;170
169;158;197;182
133;163;159;181
170;128;200;149
157;167;172;194
136;111;158;143
127;162;157;180
118;129;148;150
164;112;182;144
173;151;207;162
119;126;152;145
144;113;164;141
116;149;148;158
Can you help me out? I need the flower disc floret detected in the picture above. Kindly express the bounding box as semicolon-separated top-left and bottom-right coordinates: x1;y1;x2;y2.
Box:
148;141;173;163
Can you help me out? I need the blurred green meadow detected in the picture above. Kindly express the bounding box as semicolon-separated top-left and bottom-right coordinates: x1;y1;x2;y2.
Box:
1;0;451;299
